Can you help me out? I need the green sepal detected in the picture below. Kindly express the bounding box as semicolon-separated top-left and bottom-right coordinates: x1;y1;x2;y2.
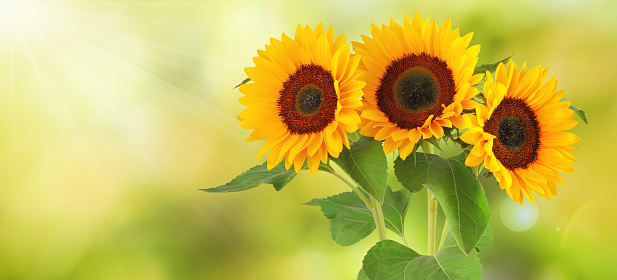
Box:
561;98;588;124
362;240;482;280
332;136;388;203
473;55;512;75
233;77;251;89
569;104;588;124
423;137;444;152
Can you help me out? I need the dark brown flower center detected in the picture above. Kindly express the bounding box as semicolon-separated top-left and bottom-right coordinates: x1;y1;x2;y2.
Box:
394;68;439;112
376;53;456;130
484;98;541;170
278;64;337;135
498;117;526;150
296;85;323;115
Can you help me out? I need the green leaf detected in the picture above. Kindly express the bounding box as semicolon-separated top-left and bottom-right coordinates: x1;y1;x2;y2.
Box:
332;136;388;203
203;161;333;193
393;153;425;193
443;224;493;252
233;77;251;89
394;153;490;255
358;269;369;280
363;240;482;280
201;161;298;193
306;186;411;245
310;192;375;246
473;55;512;75
569;104;588;124
382;186;412;238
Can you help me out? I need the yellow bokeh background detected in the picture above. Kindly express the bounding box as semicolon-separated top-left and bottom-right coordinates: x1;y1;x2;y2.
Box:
0;0;614;279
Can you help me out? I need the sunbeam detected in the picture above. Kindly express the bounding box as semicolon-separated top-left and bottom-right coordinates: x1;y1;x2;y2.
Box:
9;29;17;148
18;28;76;162
33;3;207;56
34;16;238;123
0;2;267;279
0;0;40;28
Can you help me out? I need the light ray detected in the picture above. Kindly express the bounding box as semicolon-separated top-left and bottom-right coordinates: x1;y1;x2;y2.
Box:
27;25;109;280
34;16;238;123
9;29;18;148
27;25;70;70
27;21;140;123
41;15;204;59
34;3;140;22
18;28;76;162
33;4;206;56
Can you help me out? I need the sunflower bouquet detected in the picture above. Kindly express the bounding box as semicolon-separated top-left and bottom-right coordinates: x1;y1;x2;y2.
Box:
204;13;585;279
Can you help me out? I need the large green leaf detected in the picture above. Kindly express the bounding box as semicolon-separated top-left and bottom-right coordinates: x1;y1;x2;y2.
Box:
394;153;490;255
306;187;412;246
363;240;482;280
201;161;301;193
443;224;493;252
308;192;375;246
473;55;512;75
332;136;388;203
382;186;412;238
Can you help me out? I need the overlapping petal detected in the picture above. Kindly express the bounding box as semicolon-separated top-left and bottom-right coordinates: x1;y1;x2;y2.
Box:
353;13;483;159
461;60;579;205
238;24;364;174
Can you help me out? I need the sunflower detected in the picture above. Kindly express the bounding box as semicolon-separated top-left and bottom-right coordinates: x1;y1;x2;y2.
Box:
460;60;580;204
237;24;364;175
352;13;483;159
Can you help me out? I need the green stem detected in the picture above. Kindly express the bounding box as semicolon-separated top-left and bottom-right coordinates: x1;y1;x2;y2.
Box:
322;164;387;241
370;196;388;241
399;233;410;247
423;141;439;255
347;131;360;143
322;165;371;207
438;220;450;250
427;190;438;255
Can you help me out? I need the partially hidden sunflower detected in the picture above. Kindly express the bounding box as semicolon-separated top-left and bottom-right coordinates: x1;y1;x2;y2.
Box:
460;60;580;204
238;24;364;174
353;12;483;159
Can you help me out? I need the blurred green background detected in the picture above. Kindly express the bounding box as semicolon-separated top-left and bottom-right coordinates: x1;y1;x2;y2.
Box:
0;0;614;279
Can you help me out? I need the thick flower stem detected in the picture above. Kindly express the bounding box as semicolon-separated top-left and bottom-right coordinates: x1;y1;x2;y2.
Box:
438;220;450;250
322;164;387;241
370;196;388;241
427;190;439;255
322;165;371;207
423;141;439;255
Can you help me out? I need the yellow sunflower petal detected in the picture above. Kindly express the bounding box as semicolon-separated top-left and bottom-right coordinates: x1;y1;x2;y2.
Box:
460;127;483;144
239;25;365;174
463;59;579;204
398;139;415;160
307;154;321;175
465;152;484;167
356;13;482;159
